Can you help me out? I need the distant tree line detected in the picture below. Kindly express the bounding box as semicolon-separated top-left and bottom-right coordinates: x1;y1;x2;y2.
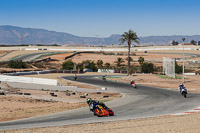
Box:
172;40;200;45
0;44;60;47
62;56;157;74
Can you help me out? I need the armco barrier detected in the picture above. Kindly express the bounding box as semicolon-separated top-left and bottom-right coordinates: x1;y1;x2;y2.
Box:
97;69;127;73
3;70;51;76
0;75;57;86
98;69;114;73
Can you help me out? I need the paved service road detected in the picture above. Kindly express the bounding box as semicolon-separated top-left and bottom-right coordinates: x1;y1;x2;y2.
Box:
12;52;54;62
12;52;68;62
1;75;200;130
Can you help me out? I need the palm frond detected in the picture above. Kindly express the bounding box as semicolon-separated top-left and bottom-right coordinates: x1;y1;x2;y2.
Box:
119;29;140;45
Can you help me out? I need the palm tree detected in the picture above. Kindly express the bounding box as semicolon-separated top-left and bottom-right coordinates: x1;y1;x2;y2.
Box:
104;62;111;69
114;57;125;68
119;29;139;75
97;59;103;68
138;56;144;66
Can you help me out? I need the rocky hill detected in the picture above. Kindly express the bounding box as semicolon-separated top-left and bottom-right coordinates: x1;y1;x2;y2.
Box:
0;25;200;46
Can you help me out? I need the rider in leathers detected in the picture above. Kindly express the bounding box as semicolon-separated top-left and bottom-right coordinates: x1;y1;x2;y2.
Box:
179;83;187;94
87;98;107;111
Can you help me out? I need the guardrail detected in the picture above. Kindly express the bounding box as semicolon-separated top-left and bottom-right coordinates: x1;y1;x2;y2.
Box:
3;70;51;76
0;75;57;86
98;69;115;73
98;69;128;73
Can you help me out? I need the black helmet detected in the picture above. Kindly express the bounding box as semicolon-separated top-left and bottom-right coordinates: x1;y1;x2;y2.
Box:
87;98;92;104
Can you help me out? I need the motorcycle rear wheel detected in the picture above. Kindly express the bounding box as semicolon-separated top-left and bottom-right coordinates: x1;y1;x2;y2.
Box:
182;92;187;98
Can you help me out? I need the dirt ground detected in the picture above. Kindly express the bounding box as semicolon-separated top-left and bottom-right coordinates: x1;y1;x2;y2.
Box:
3;113;200;133
0;50;10;57
0;73;121;122
0;81;86;122
0;95;87;122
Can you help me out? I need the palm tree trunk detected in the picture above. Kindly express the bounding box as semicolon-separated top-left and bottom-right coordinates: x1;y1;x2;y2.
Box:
128;41;131;75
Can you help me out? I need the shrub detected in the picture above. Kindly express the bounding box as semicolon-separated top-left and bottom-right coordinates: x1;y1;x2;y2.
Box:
8;60;27;68
103;52;115;55
175;60;182;74
125;57;133;62
82;60;98;72
104;62;111;69
114;57;125;68
97;59;103;68
141;62;155;73
62;60;74;70
76;63;84;71
138;57;144;66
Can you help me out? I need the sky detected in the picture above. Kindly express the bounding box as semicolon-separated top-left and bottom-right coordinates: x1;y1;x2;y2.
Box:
0;0;200;37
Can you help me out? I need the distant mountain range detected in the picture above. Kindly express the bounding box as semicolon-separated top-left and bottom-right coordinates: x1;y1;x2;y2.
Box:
0;25;200;46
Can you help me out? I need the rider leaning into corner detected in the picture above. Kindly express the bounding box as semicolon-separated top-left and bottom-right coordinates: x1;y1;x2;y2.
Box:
74;74;77;80
130;80;135;84
179;83;187;93
87;98;107;111
102;75;106;81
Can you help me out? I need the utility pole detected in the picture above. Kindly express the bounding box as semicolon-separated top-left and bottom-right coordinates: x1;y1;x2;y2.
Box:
182;38;185;83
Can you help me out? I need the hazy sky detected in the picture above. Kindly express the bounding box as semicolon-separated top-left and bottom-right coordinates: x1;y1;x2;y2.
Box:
0;0;200;37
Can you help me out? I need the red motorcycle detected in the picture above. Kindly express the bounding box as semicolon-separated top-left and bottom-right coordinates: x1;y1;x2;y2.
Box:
93;105;114;117
130;80;137;88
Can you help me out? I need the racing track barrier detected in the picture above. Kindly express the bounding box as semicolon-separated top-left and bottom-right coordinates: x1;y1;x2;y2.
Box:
98;69;128;73
98;69;115;73
0;75;57;86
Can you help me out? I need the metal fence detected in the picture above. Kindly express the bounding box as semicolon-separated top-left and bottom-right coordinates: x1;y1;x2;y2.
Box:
163;57;175;78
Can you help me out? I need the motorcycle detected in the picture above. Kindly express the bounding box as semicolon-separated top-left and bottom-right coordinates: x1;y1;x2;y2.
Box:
74;74;77;80
130;81;137;88
93;104;114;117
181;88;187;98
102;76;106;82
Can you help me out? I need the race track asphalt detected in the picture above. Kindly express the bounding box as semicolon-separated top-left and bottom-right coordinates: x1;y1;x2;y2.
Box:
13;52;56;62
1;75;200;130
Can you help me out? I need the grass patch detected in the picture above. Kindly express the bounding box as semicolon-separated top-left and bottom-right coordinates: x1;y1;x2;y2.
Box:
190;67;200;69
